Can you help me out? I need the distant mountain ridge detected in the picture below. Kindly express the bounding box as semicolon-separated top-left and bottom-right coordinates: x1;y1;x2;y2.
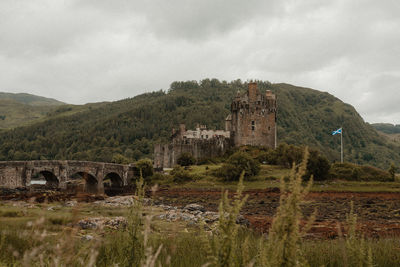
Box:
0;92;105;130
0;92;65;106
372;123;400;134
0;80;398;169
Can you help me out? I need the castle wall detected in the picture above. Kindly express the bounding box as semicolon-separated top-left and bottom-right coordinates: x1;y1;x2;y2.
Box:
154;137;231;169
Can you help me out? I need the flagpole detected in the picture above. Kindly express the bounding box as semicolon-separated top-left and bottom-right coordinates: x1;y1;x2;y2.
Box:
341;127;343;163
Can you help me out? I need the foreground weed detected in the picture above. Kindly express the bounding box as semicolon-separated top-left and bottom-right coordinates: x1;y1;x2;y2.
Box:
257;147;314;267
208;171;251;267
339;201;373;267
97;173;163;267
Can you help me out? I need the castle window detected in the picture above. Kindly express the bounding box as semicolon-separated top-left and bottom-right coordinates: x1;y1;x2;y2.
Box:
268;126;271;131
251;121;255;131
206;135;208;139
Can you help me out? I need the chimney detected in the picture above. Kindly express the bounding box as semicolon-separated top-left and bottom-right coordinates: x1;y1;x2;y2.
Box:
248;82;257;101
179;124;186;134
265;90;275;100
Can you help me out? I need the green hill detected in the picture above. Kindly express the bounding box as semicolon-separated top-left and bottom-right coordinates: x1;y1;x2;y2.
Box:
0;92;107;129
0;79;398;168
0;92;65;129
0;92;64;106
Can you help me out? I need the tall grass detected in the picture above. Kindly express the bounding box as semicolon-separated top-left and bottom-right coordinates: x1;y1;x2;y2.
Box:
1;150;400;266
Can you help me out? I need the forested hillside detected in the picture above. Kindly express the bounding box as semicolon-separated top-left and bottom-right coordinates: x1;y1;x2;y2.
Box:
0;79;398;168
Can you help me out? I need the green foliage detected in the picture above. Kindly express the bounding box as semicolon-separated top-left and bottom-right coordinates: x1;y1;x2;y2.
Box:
111;153;131;164
305;150;331;181
177;152;196;166
170;165;193;183
0;80;399;169
330;162;392;181
340;202;374;267
388;163;397;181
217;151;260;181
255;144;331;181
135;158;154;180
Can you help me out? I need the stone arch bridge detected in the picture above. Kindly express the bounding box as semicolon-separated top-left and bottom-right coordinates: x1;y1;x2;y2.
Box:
0;160;136;194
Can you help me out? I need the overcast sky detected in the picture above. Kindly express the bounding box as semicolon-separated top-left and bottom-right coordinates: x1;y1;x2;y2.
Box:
0;0;399;123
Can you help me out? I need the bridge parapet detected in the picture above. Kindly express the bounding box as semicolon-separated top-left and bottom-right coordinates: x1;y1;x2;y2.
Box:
0;160;136;194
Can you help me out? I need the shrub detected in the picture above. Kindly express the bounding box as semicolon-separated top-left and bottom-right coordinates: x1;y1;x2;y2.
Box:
135;158;154;180
177;152;196;166
329;162;392;181
170;165;193;183
388;163;397;181
217;151;260;181
305;150;331;181
111;153;131;164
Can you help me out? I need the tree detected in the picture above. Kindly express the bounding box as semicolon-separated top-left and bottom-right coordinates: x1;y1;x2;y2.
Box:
218;151;260;181
389;163;398;181
305;150;331;181
111;153;131;164
170;165;193;183
177;152;196;166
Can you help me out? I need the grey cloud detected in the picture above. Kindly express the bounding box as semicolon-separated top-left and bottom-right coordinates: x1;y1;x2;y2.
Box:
78;0;284;40
0;0;399;123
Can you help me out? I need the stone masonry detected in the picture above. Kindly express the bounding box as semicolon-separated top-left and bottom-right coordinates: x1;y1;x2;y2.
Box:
227;82;277;147
0;160;135;193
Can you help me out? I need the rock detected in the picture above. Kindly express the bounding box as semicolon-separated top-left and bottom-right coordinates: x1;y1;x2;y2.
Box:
78;218;100;229
65;200;77;207
77;216;127;230
82;234;94;241
236;215;250;226
184;204;205;212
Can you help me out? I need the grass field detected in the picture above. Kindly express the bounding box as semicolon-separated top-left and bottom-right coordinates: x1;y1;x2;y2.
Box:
1;191;400;266
1;163;400;266
160;164;400;192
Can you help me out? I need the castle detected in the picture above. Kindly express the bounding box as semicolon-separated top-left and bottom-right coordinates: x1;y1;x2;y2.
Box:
154;82;277;169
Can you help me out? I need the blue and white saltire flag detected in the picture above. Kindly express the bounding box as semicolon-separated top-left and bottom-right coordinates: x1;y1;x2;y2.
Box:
332;128;342;135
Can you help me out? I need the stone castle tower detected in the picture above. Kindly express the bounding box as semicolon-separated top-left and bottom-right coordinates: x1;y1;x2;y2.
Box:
154;82;277;169
225;82;277;148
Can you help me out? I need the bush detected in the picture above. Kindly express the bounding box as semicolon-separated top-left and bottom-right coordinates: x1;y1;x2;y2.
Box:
217;151;260;181
170;165;193;183
111;153;131;164
389;163;397;181
329;162;392;181
305;150;331;181
135;158;154;180
255;143;306;168
177;152;196;166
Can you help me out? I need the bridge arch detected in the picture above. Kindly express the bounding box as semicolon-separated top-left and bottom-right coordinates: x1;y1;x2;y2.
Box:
30;170;59;189
68;171;98;194
103;172;123;196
